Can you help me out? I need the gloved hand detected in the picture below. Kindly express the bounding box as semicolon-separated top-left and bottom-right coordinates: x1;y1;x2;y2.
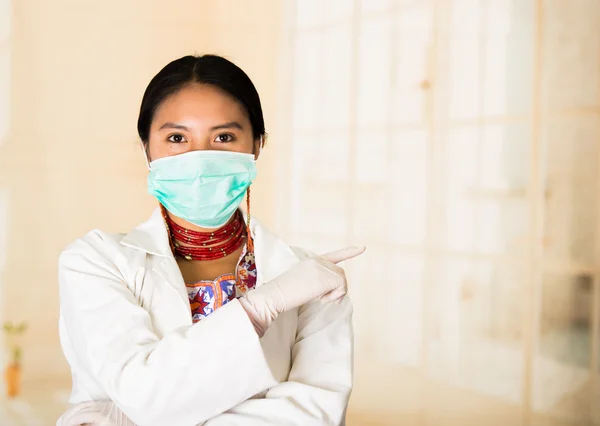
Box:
238;246;365;337
57;400;137;426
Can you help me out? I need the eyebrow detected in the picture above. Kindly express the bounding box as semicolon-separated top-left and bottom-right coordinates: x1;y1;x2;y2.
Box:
209;121;244;131
157;121;245;132
158;122;191;131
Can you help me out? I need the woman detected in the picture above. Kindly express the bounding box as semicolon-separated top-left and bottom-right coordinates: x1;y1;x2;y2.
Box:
56;54;364;426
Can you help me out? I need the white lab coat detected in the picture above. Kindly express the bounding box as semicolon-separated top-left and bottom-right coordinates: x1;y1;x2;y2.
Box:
58;208;353;426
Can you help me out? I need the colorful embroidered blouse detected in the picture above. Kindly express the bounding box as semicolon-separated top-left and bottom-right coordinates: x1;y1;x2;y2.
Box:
185;247;257;323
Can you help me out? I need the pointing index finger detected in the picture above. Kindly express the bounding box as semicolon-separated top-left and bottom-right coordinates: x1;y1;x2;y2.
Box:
320;246;366;264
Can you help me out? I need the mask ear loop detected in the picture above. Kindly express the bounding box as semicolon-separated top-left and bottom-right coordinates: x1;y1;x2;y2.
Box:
246;185;254;253
141;142;151;170
246;134;262;253
143;142;173;254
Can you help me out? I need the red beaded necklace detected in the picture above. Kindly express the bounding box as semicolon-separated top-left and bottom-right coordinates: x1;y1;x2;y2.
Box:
162;208;246;261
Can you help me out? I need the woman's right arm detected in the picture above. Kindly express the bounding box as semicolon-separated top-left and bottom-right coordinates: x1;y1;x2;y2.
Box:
59;235;278;426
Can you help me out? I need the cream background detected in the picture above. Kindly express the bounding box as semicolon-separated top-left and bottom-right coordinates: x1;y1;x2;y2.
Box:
0;0;284;380
0;1;599;425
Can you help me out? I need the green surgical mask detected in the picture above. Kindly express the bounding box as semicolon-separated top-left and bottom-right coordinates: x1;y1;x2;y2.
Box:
147;150;257;229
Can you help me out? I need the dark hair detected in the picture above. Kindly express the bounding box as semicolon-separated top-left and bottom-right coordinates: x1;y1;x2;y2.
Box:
137;54;265;143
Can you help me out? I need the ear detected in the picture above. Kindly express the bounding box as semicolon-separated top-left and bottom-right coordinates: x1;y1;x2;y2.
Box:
140;141;151;169
253;134;264;160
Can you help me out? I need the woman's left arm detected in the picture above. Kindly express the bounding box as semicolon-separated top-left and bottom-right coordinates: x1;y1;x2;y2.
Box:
205;297;353;426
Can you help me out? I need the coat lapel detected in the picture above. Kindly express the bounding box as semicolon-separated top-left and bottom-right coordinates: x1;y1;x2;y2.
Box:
120;208;190;314
120;208;172;258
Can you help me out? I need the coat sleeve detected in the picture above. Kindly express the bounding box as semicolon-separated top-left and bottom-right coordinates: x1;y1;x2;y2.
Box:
58;234;278;426
204;296;354;426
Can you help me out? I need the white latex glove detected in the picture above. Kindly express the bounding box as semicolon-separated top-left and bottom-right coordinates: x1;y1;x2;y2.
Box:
239;246;365;337
57;400;137;426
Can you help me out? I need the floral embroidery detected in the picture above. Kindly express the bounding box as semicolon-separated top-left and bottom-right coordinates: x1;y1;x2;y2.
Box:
189;285;213;316
236;251;257;294
186;247;257;323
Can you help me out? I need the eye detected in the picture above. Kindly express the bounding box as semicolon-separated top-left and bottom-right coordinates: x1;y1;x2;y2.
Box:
214;134;235;143
167;134;187;143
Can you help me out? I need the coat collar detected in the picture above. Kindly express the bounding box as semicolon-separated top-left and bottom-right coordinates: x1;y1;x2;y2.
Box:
120;208;172;258
119;207;300;284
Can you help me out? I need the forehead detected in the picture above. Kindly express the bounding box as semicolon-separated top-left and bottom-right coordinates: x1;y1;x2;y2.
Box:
152;84;249;128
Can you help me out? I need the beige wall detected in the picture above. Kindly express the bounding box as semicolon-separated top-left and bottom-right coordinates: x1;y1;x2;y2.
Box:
2;1;596;425
0;0;283;380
